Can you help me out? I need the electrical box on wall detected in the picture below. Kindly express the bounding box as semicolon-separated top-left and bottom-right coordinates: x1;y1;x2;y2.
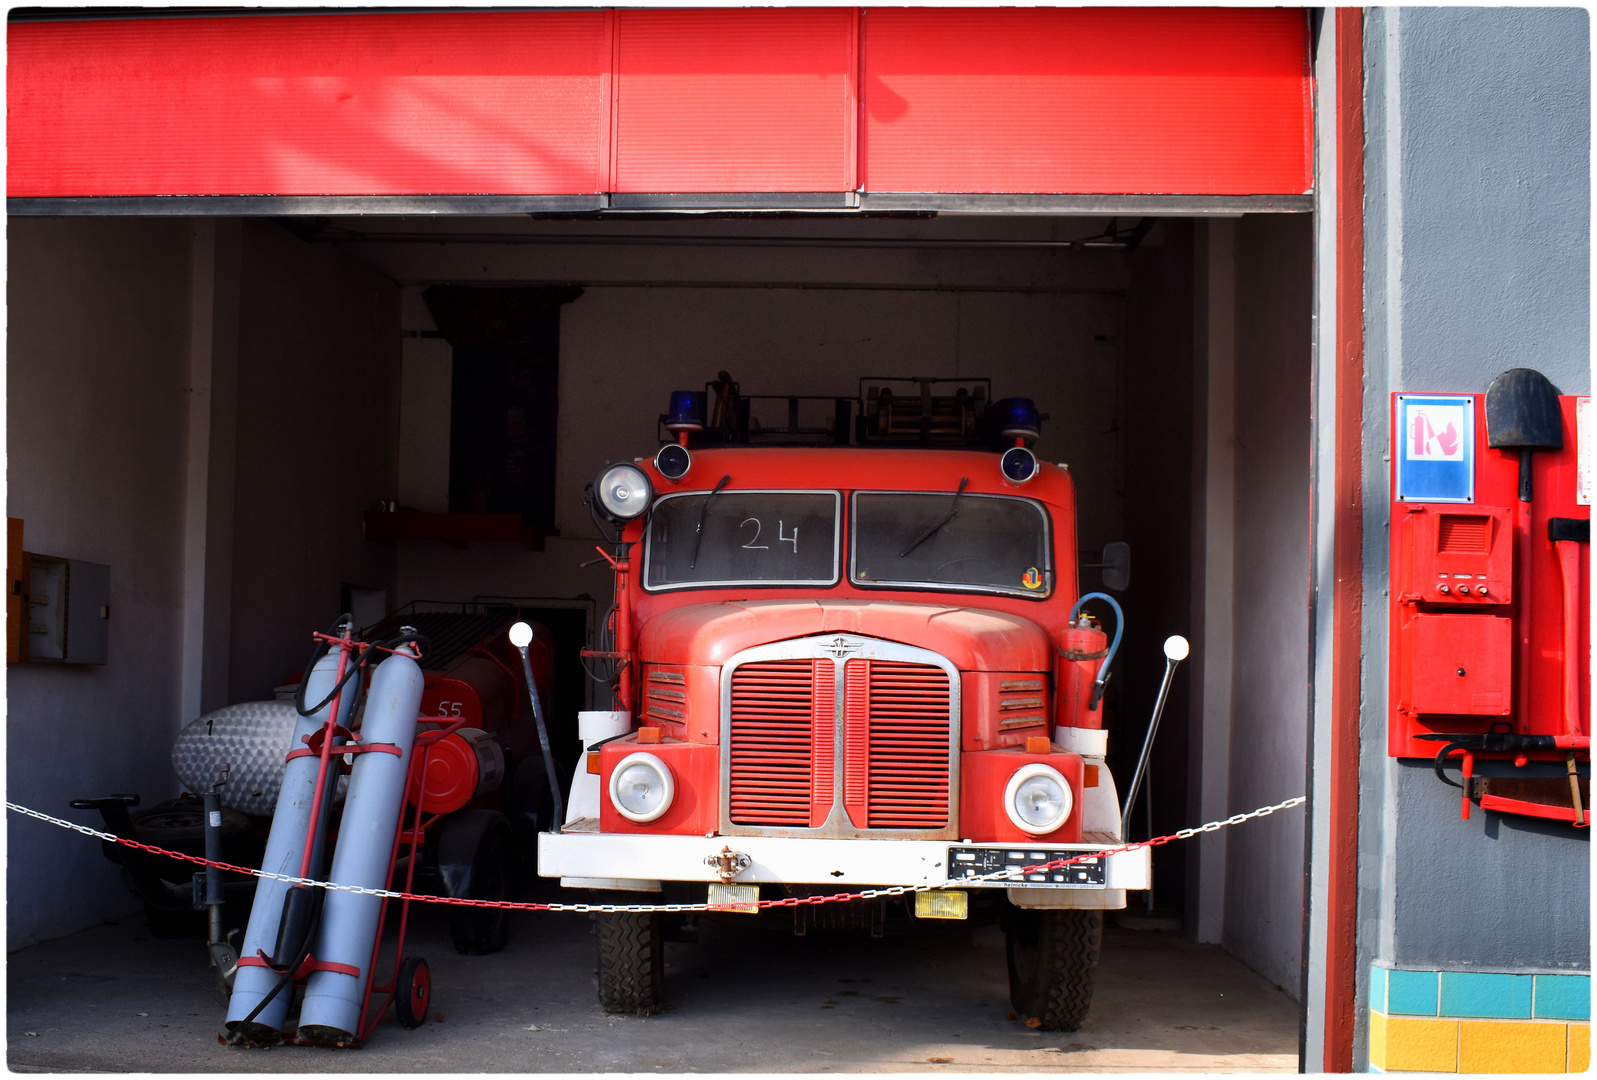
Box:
12;542;110;666
1389;391;1591;758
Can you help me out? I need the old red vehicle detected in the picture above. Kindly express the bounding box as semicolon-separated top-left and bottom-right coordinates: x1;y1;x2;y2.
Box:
539;379;1161;1031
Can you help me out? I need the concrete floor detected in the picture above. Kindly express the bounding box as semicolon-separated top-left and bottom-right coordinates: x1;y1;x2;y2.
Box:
7;894;1299;1073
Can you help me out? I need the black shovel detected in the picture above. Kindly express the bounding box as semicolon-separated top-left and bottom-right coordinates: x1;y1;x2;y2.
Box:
1485;368;1563;733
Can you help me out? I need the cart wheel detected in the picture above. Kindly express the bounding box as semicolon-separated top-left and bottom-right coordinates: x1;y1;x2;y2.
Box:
1004;907;1102;1032
395;955;431;1030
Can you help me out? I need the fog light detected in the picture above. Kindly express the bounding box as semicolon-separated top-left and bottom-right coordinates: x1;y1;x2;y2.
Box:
1000;445;1039;484
608;751;674;823
1004;762;1073;835
655;443;692;481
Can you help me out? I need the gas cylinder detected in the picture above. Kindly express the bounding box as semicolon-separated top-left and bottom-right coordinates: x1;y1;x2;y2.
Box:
1057;623;1110;730
296;648;424;1044
225;647;358;1040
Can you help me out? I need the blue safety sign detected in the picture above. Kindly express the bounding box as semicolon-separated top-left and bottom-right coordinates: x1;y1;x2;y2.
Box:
1395;394;1475;503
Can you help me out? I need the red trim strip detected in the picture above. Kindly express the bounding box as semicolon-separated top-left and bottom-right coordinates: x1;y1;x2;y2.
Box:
1326;8;1365;1073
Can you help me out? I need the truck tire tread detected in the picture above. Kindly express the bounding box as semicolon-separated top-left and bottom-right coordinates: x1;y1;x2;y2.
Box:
596;908;664;1015
1006;908;1102;1032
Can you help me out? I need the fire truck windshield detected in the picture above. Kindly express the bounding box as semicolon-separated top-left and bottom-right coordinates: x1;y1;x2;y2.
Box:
849;491;1052;598
643;490;842;590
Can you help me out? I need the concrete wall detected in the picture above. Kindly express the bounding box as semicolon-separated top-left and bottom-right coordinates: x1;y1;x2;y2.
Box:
1222;214;1313;992
6;218;195;947
6;218;402;948
390;262;1129;634
225;222;402;702
1120;220;1197;910
1359;4;1591;1064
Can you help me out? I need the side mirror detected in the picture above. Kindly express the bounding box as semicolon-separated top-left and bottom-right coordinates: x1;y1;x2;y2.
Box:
1099;542;1130;592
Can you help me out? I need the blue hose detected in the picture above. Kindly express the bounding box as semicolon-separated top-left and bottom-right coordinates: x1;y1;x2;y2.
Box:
1067;591;1123;710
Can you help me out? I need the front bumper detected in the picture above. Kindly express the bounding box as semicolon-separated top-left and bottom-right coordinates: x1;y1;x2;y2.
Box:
537;825;1149;892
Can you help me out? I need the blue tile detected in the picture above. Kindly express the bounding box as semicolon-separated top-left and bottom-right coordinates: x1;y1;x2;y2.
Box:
1370;966;1389;1013
1439;971;1533;1019
1388;969;1440;1016
1533;974;1591;1020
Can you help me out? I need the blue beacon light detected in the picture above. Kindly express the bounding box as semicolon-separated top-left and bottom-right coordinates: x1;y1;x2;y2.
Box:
666;391;705;436
995;397;1042;443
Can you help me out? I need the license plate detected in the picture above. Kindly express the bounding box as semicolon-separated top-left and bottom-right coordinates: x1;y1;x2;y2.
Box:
946;847;1107;889
707;883;760;913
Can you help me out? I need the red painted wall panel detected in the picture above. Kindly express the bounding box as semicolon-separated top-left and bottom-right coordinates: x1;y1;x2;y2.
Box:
860;7;1313;195
7;13;611;197
612;8;856;193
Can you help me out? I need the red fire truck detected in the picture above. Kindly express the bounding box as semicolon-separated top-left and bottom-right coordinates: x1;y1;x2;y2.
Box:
540;379;1160;1031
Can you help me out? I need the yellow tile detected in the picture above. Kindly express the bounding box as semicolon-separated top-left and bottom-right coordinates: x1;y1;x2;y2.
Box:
1370;1010;1388;1071
1569;1024;1588;1073
1384;1016;1460;1072
1459;1020;1566;1074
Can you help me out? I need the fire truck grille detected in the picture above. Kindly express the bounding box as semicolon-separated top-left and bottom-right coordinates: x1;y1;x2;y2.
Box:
726;645;953;834
859;661;951;829
728;659;825;827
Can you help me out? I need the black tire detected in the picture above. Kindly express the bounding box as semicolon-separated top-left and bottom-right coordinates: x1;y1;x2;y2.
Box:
395;955;431;1030
449;830;511;956
596;908;664;1015
1005;908;1102;1032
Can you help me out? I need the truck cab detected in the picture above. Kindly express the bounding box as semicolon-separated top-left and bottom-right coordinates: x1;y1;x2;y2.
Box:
540;382;1153;1031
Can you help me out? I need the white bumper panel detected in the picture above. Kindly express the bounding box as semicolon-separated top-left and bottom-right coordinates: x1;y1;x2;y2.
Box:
538;831;1149;891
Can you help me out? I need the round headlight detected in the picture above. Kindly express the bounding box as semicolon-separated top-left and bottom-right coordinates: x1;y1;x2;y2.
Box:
1004;762;1073;836
594;464;654;523
608;751;675;823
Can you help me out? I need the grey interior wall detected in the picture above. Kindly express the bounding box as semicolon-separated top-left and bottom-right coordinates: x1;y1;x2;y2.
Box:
1120;220;1196;912
1358;5;1590;1063
6;218;195;948
1221;214;1312;993
225;222;402;702
392;280;1128;622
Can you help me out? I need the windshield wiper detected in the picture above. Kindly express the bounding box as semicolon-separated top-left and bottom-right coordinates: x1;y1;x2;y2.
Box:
899;477;968;558
689;474;732;569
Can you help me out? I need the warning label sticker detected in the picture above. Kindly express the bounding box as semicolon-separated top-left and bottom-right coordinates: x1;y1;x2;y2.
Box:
1395;394;1475;504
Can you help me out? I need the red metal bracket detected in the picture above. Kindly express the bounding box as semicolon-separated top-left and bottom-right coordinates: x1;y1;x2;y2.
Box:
239;951;361;980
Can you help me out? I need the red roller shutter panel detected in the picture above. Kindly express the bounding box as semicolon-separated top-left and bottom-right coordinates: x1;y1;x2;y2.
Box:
612;8;856;193
8;8;1312;200
860;7;1313;195
7;13;611;197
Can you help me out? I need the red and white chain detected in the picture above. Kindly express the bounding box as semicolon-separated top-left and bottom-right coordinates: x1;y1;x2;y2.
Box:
7;795;1304;915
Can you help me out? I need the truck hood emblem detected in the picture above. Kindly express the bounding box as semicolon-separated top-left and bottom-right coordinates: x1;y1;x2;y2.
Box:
820;636;863;659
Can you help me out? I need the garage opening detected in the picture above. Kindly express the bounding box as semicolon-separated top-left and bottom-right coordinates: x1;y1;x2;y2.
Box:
9;207;1312;1038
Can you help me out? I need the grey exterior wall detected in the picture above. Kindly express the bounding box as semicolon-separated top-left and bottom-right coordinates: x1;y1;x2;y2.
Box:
6;218;196;948
1358;3;1590;1064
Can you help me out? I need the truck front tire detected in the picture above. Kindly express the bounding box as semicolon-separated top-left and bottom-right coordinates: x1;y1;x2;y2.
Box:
1004;907;1102;1031
596;908;664;1015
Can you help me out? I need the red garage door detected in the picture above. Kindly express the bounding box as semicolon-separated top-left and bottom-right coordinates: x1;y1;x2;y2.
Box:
8;7;1311;203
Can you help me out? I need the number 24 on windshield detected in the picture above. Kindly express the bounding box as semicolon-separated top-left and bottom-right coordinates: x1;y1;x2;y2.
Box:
740;518;798;553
